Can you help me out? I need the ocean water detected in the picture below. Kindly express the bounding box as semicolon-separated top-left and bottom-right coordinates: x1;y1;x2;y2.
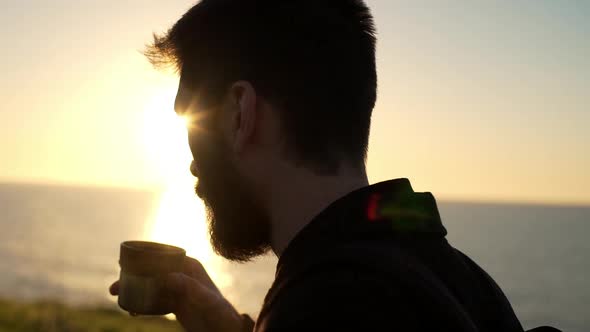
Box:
0;182;588;331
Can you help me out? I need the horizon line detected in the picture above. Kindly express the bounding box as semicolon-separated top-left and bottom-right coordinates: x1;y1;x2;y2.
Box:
2;177;589;209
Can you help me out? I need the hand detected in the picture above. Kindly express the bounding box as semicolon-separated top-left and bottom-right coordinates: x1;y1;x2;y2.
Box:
109;256;246;332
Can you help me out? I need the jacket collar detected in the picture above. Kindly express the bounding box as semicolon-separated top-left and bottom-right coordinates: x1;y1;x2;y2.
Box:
276;178;446;273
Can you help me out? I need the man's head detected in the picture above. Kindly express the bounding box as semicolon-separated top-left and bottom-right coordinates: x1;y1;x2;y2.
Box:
145;0;377;262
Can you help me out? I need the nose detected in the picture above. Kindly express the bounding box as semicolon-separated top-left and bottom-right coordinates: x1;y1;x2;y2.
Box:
190;160;198;177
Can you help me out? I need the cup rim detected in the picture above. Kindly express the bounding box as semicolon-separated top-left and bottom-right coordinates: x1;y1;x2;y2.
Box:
121;240;186;255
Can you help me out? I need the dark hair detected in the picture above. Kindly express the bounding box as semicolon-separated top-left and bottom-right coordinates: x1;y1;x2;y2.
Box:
145;0;377;174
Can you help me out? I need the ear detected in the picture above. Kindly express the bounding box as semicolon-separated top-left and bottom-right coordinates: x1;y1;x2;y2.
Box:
229;81;257;153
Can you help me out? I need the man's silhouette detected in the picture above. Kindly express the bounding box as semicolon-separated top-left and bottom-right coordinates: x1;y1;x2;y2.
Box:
109;0;537;331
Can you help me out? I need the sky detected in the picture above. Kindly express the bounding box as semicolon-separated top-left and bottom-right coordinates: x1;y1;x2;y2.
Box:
1;0;589;205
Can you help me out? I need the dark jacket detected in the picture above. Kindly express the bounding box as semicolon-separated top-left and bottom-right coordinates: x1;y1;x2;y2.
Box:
254;179;524;331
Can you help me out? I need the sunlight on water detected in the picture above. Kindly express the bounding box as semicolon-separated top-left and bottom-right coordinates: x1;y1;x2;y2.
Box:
144;174;234;298
145;179;211;264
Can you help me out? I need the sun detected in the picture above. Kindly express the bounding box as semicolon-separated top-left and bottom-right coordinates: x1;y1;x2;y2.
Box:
141;88;191;181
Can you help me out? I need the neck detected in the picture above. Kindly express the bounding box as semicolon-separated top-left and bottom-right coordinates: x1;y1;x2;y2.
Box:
266;166;369;257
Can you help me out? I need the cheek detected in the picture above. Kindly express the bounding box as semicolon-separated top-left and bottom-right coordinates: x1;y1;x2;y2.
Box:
188;129;226;171
187;129;214;158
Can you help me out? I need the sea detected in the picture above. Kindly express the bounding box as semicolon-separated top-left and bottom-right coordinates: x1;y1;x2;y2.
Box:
0;182;588;331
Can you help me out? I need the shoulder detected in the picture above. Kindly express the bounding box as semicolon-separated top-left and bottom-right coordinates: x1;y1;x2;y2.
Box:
259;263;423;330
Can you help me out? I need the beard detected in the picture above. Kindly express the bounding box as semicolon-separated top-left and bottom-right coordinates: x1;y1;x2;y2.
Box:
193;134;272;262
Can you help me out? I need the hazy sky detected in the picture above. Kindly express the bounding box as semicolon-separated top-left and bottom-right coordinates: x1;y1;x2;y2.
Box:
1;0;589;205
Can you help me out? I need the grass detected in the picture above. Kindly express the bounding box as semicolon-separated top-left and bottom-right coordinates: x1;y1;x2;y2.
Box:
0;298;183;332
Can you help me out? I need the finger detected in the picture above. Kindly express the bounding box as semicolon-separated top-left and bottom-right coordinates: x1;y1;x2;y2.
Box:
182;256;206;278
109;281;120;296
162;273;220;310
182;257;218;292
